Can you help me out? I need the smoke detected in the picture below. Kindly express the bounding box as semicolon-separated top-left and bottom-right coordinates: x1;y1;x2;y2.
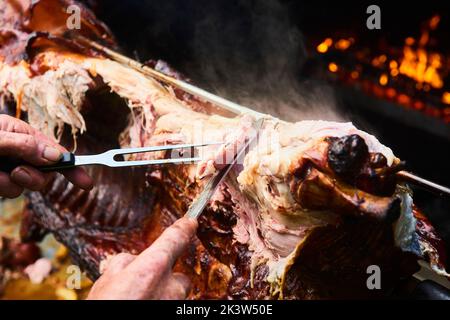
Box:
188;0;343;122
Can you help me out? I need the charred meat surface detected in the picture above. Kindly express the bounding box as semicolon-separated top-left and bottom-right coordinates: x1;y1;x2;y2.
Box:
327;134;369;179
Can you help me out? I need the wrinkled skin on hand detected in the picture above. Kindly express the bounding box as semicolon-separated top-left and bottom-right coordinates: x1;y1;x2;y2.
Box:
0;115;93;198
87;218;198;300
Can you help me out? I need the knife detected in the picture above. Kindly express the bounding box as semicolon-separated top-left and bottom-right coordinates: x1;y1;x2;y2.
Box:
185;118;264;219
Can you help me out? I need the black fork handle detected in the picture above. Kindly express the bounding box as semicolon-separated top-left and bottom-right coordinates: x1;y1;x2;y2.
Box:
0;152;76;173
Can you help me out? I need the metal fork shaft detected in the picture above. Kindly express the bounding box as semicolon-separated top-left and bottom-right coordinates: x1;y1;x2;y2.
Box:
75;142;219;167
102;157;202;168
106;142;221;157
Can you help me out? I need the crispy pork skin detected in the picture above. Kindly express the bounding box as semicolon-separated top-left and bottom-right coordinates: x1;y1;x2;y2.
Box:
1;0;448;299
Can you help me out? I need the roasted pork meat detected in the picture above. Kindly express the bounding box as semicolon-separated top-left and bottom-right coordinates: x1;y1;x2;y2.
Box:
0;0;448;299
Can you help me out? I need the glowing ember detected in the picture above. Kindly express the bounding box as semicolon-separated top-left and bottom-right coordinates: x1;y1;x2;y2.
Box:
390;69;399;77
317;38;333;53
335;38;353;50
372;55;387;67
379;74;388;86
405;37;415;46
328;62;338;72
443;92;450;105
429;15;441;30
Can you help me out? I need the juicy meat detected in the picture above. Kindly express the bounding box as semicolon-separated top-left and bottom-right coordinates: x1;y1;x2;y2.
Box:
0;0;448;299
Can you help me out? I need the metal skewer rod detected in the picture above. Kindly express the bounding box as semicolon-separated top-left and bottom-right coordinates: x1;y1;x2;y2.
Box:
76;36;262;118
397;171;450;197
77;37;450;198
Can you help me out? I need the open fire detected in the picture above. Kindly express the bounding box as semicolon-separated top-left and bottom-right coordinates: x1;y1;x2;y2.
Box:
313;15;450;124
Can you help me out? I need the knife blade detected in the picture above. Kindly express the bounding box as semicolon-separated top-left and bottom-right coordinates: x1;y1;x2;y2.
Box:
185;118;264;219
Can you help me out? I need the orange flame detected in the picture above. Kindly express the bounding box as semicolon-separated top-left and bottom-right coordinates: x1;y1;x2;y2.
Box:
319;14;447;123
394;15;444;89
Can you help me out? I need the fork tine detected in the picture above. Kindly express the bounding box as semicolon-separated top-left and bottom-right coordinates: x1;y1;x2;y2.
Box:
107;142;222;157
108;157;202;168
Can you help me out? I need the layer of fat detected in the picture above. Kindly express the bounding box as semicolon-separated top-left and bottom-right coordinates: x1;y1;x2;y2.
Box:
0;57;90;142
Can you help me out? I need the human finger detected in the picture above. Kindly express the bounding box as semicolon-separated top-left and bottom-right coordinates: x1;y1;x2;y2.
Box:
157;273;192;300
0;131;62;165
10;166;53;191
101;253;136;276
0;115;61;150
129;218;198;274
0;171;24;198
62;167;94;191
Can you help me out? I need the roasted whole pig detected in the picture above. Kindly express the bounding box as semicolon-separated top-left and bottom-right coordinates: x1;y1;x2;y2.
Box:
0;0;448;299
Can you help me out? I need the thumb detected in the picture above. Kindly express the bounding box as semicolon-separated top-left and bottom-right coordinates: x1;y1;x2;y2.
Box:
157;273;192;300
0;131;62;166
127;218;198;276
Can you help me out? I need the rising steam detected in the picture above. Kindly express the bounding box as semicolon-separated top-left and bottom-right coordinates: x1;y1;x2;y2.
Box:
189;0;343;122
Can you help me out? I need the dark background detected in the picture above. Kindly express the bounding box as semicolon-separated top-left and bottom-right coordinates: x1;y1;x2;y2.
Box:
82;0;450;252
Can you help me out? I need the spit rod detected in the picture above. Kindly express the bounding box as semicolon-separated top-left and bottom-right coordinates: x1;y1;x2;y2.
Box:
76;36;261;118
397;171;450;197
